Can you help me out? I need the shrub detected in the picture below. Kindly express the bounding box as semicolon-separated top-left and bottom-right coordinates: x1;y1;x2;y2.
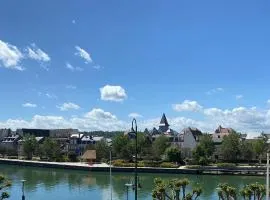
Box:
141;160;161;167
185;165;201;169
160;162;178;168
217;163;236;169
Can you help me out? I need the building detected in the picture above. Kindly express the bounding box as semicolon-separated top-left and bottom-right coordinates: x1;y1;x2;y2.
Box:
0;134;21;155
158;113;170;133
177;127;202;158
0;129;11;141
49;129;79;138
17;129;50;137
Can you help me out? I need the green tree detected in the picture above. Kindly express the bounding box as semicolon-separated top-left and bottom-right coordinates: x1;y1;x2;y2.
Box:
0;175;11;200
220;133;240;162
23;135;38;160
39;138;61;161
253;135;267;164
152;178;202;200
240;140;253;163
192;135;215;165
165;147;182;163
95;139;110;162
151;136;169;160
217;183;237;200
112;134;132;160
240;183;265;200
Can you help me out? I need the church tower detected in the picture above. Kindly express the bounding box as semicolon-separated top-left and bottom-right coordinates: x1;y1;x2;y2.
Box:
158;113;169;133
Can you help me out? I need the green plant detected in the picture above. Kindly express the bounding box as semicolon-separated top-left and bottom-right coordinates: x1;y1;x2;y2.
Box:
217;183;237;200
160;162;178;168
0;175;11;200
216;163;236;169
185;165;201;169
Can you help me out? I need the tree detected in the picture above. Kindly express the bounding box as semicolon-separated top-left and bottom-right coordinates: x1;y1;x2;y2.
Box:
220;133;240;162
39;138;61;161
23;135;38;160
95;139;110;162
240;183;265;200
192;135;215;165
240;141;253;163
165;147;182;163
112;134;132;160
217;183;237;200
0;175;11;200
253;135;267;164
151;136;169;160
152;178;202;200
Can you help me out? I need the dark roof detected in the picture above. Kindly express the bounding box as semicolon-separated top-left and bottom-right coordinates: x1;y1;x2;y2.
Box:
180;127;202;141
159;113;169;126
215;125;234;134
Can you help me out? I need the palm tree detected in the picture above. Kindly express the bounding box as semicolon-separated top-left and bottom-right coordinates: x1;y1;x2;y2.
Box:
217;183;236;200
181;178;190;199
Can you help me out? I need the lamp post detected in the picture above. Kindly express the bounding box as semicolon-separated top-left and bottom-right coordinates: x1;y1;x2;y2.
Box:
21;180;26;200
130;118;138;200
110;148;112;200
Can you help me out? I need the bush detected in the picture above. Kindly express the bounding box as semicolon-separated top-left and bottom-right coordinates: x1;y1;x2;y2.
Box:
217;163;236;169
160;162;178;168
185;165;201;169
141;160;161;167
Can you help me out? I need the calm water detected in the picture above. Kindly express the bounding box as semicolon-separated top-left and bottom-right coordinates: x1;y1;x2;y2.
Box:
0;164;266;200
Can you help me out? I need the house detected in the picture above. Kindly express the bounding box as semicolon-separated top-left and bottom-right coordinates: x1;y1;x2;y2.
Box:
0;134;21;155
177;127;202;158
0;129;11;141
211;125;235;143
68;133;84;154
17;128;50;137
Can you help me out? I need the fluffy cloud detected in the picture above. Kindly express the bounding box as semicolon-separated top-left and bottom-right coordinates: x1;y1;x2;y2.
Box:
128;113;143;118
57;102;80;111
66;62;83;71
173;100;203;112
84;108;116;120
75;46;92;63
22;103;37;108
26;44;50;62
0;40;24;70
100;85;127;102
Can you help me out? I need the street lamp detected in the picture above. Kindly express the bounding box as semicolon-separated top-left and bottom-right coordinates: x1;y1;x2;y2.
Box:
21;179;26;200
127;118;138;200
267;151;269;200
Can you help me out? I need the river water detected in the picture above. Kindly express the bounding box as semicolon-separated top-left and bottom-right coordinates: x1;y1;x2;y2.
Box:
0;164;265;200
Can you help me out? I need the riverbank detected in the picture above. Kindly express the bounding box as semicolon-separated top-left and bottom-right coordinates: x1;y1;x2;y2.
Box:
0;158;267;176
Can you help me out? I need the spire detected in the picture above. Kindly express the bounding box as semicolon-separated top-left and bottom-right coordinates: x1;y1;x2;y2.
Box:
160;113;169;126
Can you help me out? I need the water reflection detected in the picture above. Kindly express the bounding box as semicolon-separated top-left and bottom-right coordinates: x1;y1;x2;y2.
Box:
0;164;265;200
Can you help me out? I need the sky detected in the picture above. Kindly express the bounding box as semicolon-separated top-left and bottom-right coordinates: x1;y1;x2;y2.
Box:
0;0;270;137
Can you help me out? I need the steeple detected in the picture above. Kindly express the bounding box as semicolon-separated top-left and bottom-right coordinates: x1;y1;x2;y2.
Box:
158;113;169;133
159;113;169;126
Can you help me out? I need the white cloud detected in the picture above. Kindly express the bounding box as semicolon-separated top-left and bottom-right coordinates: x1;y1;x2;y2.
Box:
128;113;143;118
100;85;127;102
84;108;117;120
173;100;203;112
267;99;270;105
206;87;224;95
66;62;83;71
236;94;243;100
75;46;92;63
22;103;37;108
72;19;76;24
27;44;50;62
0;40;24;70
57;102;80;111
66;85;77;90
45;93;57;99
93;65;102;70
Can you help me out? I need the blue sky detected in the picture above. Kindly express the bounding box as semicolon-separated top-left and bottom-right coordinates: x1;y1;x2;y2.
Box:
0;0;270;135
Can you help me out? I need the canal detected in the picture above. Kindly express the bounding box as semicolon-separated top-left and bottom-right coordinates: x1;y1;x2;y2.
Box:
0;164;265;200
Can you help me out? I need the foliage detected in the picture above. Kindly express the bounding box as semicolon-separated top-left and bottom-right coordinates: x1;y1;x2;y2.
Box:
192;135;215;165
159;162;179;168
216;163;236;169
112;134;132;160
220;133;241;162
95;139;110;162
0;175;11;200
217;182;265;200
240;140;254;162
217;183;237;200
152;178;202;200
253;134;268;164
39;138;61;161
23;134;38;160
185;165;201;169
152;136;170;160
165;147;182;163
